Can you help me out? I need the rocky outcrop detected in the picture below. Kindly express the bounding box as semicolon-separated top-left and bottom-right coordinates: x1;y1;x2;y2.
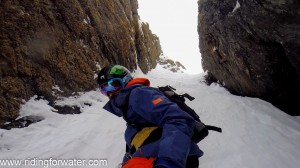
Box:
158;56;186;73
0;0;162;126
198;0;300;115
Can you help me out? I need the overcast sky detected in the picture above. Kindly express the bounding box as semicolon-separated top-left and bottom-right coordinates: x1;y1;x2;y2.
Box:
138;0;203;74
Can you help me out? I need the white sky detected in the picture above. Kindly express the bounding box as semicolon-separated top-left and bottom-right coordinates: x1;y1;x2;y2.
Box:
138;0;203;74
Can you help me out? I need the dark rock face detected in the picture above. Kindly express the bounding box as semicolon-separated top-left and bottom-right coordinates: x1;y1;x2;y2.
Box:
0;0;162;126
198;0;300;115
1;115;44;130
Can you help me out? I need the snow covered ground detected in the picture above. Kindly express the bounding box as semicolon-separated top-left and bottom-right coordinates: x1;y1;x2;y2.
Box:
1;65;300;168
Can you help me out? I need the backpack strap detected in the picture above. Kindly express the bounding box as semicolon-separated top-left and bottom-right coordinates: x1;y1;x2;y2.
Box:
205;125;222;133
157;86;201;121
130;126;163;153
158;85;195;101
131;127;159;149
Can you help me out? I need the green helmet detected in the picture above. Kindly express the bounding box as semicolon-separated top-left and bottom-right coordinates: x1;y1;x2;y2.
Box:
97;65;133;86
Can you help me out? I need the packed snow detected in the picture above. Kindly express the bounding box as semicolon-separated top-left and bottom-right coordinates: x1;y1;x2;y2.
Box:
1;65;300;168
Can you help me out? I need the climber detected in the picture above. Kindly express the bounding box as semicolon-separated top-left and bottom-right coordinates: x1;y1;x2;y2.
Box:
97;65;203;168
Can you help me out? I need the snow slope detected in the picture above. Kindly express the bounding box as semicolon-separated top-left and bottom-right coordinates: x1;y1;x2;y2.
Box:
1;65;300;168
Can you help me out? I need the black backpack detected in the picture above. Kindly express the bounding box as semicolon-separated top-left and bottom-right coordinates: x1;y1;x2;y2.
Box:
157;85;222;143
123;85;222;143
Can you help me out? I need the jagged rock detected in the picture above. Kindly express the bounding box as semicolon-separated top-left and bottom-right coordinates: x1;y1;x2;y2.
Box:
158;56;186;73
51;105;81;115
198;0;300;115
0;0;162;127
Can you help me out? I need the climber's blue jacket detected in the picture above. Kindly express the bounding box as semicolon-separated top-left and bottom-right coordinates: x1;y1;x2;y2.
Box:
103;78;203;168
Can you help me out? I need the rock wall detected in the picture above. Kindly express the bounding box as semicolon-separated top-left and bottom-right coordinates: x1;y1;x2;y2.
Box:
198;0;300;115
0;0;162;126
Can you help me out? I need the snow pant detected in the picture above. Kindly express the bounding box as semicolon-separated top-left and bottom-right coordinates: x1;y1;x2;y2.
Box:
122;157;155;168
122;155;199;168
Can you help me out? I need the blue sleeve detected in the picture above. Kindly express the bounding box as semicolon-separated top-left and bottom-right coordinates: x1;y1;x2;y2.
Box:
129;87;195;168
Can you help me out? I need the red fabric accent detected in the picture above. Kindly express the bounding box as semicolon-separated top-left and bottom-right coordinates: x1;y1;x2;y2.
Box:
122;157;155;168
126;78;150;87
152;98;163;105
